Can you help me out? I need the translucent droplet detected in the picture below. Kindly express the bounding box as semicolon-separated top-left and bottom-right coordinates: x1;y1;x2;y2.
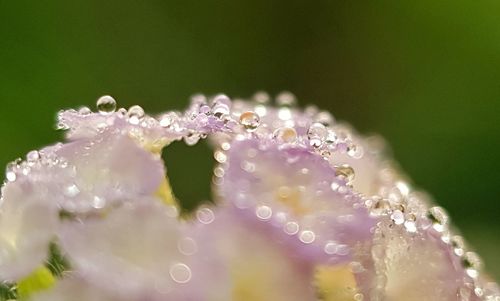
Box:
325;130;338;145
347;143;363;158
256;205;272;220
5;162;17;182
196;207;215;224
239;111;260;131
427;206;449;232
276;91;297;107
316;111;334;126
92;196;106;209
184;132;201;146
390;210;405;225
273;127;297;144
26;150;40;163
463;252;482;278
64;184;80;198
78;106;92;115
324;241;338;255
178;237;197;255
335;164;355;183
96;95;117;115
284;221;299;235
307;123;327;148
253;91;270;104
169;263;192;283
369;196;390;215
212;104;230;118
128;105;145;125
299;230;315;244
212;94;231;106
214;151;227;163
451;235;466;256
159;112;178;128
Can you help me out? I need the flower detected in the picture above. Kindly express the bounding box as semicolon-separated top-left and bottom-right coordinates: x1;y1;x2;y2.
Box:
0;93;497;301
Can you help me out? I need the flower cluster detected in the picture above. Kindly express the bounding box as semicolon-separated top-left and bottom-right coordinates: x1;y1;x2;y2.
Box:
0;93;498;301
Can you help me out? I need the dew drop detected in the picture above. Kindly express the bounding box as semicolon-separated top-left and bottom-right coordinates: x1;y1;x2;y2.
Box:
64;184;81;198
159;112;178;128
324;241;338;255
335;164;355;183
427;206;449;232
273;127;297;144
276;91;297;107
169;263;192;284
299;230;316;244
128;105;145;125
256;205;272;220
178;237;197;255
96;95;117;115
390;210;405;225
239;111;260;131
196;207;215;224
284;221;299;235
26;150;40;163
5;162;17;182
307;123;327;148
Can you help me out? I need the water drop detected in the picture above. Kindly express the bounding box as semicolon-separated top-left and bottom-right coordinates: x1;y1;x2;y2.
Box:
5;162;17;182
307;123;327;148
273;127;297;144
276;91;297;107
96;95;117;115
253;91;270;104
427;206;449;232
463;252;482;278
184;132;201;146
178;237;197;255
169;263;192;283
335;164;355;183
128;105;145;125
299;230;316;244
369;196;390;215
64;184;80;198
390;210;405;225
159;112;178;128
196;207;215;224
284;221;299;235
256;205;272;220
26;150;40;163
239;111;260;131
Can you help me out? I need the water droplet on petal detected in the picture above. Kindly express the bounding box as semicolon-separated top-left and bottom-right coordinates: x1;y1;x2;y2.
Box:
169;263;192;283
276;91;297;107
390;210;405;225
299;230;315;244
159;112;178;128
196;207;215;224
96;95;117;115
64;184;80;198
307;123;327;148
284;221;299;235
239;111;260;131
427;206;449;232
256;205;272;220
5;162;17;182
128;105;145;125
335;164;355;183
26;150;40;163
273;127;297;144
178;237;197;255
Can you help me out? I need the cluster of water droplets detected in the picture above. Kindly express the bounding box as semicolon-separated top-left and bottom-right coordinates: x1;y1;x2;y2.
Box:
2;92;498;301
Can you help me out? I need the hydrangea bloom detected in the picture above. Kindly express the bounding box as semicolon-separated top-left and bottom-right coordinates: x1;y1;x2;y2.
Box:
0;93;498;301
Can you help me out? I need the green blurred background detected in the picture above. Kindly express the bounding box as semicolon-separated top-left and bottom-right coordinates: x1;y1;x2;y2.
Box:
1;1;499;277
